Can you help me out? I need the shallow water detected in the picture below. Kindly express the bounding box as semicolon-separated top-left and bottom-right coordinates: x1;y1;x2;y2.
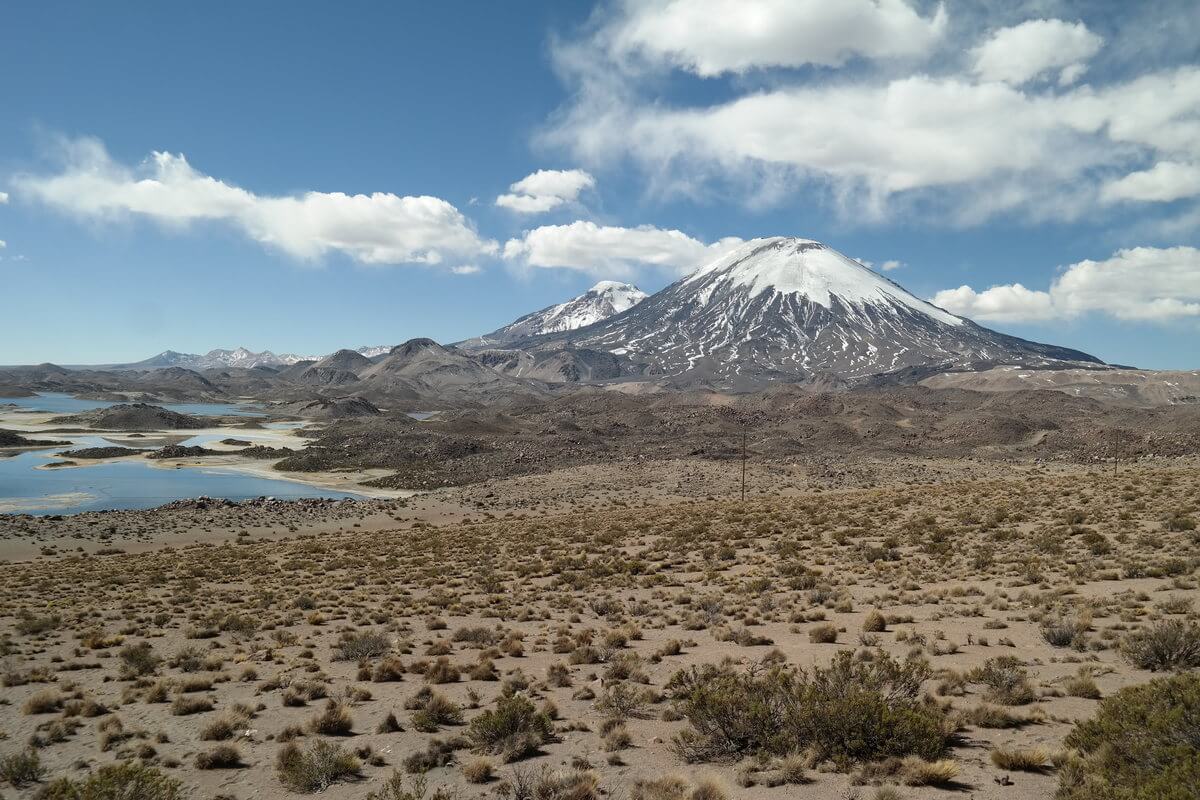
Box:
1;392;265;417
0;442;361;514
0;420;357;514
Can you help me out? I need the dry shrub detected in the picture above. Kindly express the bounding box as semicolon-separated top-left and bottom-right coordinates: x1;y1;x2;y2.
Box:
308;700;354;736
0;749;45;787
276;739;361;792
195;744;244;769
808;623;838;644
335;630;391;661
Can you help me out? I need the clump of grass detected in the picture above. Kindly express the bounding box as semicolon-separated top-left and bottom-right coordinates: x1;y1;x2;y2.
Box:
863;610;887;633
1121;620;1200;671
958;703;1041;729
407;687;463;732
201;709;252;741
990;746;1049;771
462;757;494;783
170;694;213;715
466;694;553;762
808;623;838;644
1064;670;1102;699
308;700;354;736
276;740;361;792
22;689;63;715
899;758;959;787
195;744;244;769
372;656;407;682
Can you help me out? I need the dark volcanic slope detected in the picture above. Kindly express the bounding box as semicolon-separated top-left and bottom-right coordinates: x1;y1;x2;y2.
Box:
515;238;1100;386
276;385;1200;489
51;403;208;430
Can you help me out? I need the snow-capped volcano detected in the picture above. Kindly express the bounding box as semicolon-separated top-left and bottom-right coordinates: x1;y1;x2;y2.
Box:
513;237;1100;384
458;280;648;348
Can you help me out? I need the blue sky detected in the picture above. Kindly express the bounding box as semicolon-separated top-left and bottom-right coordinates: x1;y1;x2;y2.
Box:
1;1;1198;368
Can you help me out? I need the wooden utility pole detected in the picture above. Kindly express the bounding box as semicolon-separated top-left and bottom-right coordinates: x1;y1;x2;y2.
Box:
741;428;747;503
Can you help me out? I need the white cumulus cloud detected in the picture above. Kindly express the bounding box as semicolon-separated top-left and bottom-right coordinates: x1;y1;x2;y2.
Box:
545;3;1200;225
496;169;596;213
1102;161;1200;203
971;19;1103;86
0;191;9;204
503;220;742;276
547;65;1200;223
612;0;947;76
933;246;1200;323
14;137;497;269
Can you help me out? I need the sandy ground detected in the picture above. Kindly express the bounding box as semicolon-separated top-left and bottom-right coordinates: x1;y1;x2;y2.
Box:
1;460;1197;799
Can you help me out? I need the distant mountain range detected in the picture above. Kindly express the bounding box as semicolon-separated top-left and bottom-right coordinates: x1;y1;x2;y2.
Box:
125;345;392;372
5;236;1109;404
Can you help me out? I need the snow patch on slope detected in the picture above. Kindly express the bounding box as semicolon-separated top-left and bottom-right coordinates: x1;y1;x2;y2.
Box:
534;281;649;334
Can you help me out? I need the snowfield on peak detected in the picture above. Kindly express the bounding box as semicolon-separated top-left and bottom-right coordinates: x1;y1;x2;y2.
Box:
457;280;649;348
686;238;963;327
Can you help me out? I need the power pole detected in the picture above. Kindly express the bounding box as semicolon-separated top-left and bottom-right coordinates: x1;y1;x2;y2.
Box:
741;428;747;503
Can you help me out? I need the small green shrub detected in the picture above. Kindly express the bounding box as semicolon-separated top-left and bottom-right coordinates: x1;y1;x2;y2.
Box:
974;656;1036;705
0;749;45;787
1122;620;1200;671
35;763;183;799
1058;672;1200;799
334;630;391;661
668;652;948;767
118;642;160;678
466;695;553;762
